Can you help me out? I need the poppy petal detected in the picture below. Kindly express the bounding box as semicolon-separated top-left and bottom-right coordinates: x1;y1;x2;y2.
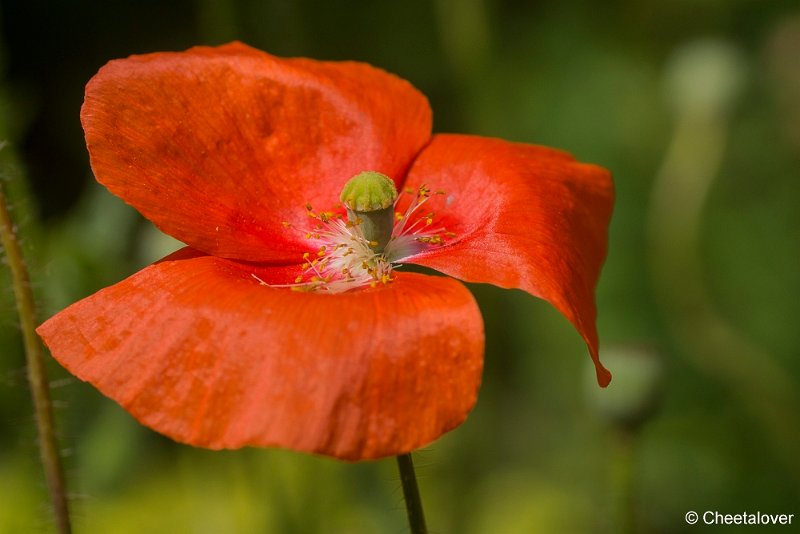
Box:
82;42;432;262
36;250;483;460
401;134;614;386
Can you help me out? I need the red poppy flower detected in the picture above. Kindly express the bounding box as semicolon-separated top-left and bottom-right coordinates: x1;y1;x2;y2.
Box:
37;42;613;461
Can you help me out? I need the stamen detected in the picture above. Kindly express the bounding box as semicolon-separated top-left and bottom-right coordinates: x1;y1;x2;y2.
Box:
261;177;456;293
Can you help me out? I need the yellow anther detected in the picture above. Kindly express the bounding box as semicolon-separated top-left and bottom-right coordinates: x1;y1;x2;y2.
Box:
345;217;364;229
273;194;409;293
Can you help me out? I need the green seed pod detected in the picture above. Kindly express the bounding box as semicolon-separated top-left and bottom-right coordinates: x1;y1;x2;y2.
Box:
340;171;398;253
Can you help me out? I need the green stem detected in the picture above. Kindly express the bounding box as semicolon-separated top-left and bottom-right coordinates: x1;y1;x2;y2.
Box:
396;453;428;534
0;181;72;534
613;428;636;534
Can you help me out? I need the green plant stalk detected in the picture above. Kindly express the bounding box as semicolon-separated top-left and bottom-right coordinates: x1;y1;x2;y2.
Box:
0;182;71;534
396;453;428;534
613;428;636;534
648;113;800;485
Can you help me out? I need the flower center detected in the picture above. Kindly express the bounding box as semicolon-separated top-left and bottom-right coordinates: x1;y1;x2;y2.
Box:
256;171;456;293
340;171;398;253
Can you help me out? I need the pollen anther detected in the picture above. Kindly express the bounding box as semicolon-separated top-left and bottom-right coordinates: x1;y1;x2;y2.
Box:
268;182;455;293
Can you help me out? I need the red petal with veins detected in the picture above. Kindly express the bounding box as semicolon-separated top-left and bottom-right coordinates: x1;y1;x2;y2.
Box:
36;249;483;460
402;134;614;386
81;42;432;263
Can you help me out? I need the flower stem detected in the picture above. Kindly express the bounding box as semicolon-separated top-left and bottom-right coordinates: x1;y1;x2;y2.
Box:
396;453;428;534
0;181;72;534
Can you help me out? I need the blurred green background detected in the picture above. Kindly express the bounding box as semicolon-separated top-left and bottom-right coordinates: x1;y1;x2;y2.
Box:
2;0;799;532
